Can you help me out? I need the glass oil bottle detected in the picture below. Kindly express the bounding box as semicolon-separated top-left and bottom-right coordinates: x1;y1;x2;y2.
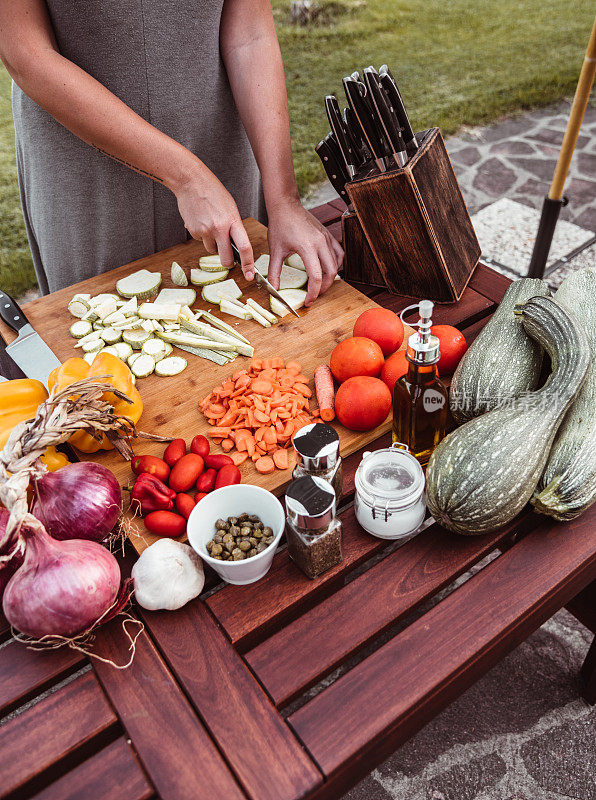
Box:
392;300;447;466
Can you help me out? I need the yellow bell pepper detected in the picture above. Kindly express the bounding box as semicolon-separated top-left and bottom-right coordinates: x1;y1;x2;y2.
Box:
0;378;70;471
48;352;143;453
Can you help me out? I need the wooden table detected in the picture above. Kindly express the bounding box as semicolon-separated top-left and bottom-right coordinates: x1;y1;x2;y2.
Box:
1;199;595;800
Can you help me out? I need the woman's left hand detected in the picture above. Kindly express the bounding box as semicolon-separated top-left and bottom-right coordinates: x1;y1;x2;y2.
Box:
266;200;344;306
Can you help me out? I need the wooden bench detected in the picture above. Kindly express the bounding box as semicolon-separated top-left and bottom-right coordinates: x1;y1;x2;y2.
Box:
0;199;594;800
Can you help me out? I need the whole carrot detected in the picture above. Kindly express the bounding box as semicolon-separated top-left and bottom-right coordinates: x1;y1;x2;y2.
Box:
314;365;336;422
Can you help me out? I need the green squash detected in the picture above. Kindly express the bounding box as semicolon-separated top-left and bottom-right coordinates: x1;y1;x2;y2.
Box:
427;295;589;535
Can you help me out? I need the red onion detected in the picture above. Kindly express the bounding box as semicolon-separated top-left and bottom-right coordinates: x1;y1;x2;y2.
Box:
3;521;121;638
0;509;23;601
33;462;121;542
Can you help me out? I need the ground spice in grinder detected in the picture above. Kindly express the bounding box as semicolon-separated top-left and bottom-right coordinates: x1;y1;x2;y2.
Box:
285;475;343;579
292;423;343;502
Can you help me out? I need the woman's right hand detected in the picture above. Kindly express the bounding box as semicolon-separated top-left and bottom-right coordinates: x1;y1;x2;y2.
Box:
174;167;255;279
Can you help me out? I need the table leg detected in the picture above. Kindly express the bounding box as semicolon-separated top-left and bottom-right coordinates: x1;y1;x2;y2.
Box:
580;635;596;705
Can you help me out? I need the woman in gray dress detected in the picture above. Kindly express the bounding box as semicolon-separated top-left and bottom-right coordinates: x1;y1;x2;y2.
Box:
0;0;343;304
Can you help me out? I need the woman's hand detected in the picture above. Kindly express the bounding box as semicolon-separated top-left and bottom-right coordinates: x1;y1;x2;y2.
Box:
174;166;255;279
266;200;344;306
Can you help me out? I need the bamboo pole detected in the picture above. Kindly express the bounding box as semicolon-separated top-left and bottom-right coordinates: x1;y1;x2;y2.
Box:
549;14;596;200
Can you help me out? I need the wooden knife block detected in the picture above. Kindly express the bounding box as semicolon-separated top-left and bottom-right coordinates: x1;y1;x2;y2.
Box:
343;128;480;302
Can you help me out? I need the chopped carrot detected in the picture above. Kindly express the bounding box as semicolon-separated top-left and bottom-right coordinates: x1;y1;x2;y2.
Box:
221;439;235;452
255;456;275;474
314;364;335;422
286;361;302;374
272;449;289;470
251;379;273;395
230;452;249;466
254;409;269;424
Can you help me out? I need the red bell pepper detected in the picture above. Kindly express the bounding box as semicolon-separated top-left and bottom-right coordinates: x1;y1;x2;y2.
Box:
130;473;176;515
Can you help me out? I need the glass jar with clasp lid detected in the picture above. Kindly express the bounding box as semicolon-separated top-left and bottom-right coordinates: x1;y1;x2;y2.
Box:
354;443;426;540
292;422;343;503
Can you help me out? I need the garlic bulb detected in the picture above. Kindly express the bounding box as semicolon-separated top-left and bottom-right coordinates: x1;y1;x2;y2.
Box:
132;539;204;611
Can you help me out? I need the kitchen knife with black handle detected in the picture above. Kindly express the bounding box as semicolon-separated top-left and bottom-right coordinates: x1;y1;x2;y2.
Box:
363;66;408;168
0;291;60;386
343;76;388;172
324;95;357;178
379;65;419;155
230;240;300;318
315;134;350;203
343;106;371;166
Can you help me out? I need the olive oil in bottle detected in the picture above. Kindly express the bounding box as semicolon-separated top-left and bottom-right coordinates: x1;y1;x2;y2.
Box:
392;300;447;466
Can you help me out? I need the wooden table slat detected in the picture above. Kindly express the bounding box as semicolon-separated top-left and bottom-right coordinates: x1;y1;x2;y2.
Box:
246;514;536;706
467;263;511;304
34;737;154;800
0;638;85;716
140;601;321;800
289;506;596;781
91;619;246;800
0;671;117;799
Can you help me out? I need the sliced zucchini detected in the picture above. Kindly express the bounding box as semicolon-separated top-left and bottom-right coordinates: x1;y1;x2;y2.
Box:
246;297;277;325
122;329;152;349
254;254;270;276
141;319;158;333
100;345;122;358
82;307;99;323
114;342;133;360
201;278;242;304
92;321;105;331
102;310;126;326
245;302;271;328
179;318;254;357
131;354;155;378
200;310;251;344
220;299;250;320
116;269;162;299
199;254;225;271
175;344;234;365
83;352;98;365
119;296;138;317
191;267;229;286
68;297;90;318
89;293;119;307
70;320;93;339
127;352;142;367
112;317;142;331
95;298;118;320
82;338;104;353
157;331;237;351
279;264;308;290
286;253;306;271
156;288;196;307
138;302;181;321
179;305;195;321
142;337;169;362
153;320;165;333
74;329;103;348
171;261;188;286
100;327;122;345
155;356;187;377
270;288;306;317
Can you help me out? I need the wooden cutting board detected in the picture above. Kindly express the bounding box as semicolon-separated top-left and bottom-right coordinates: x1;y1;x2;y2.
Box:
0;219;413;553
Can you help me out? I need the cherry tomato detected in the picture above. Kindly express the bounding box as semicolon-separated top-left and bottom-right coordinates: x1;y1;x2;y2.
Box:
214;464;242;489
190;435;210;460
169;454;205;493
175;493;196;520
204;454;234;471
131;455;170;483
195;492;208;503
163;438;187;467
196;468;217;493
144;510;186;538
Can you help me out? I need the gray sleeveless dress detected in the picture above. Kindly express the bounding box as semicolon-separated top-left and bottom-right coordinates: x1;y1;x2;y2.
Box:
12;1;266;295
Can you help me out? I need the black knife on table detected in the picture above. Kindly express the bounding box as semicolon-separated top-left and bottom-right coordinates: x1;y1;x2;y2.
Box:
342;76;388;172
315;134;350;204
363;66;408;168
379;65;419;155
324;95;357;179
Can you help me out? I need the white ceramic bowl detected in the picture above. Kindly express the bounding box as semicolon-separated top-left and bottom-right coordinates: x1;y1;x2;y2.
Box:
187;484;285;585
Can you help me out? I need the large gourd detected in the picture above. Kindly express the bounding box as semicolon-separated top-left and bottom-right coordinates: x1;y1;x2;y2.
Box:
426;296;589;535
450;278;550;423
532;267;596;520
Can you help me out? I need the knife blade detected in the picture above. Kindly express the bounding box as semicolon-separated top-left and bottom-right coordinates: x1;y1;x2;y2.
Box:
379;65;419;155
0;290;60;387
325;95;357;179
363;66;408;168
315;135;350;203
343;76;388;172
230;240;300;318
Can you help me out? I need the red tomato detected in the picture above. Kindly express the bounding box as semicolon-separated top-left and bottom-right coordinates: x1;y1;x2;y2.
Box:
190;435;210;460
144;510;186;538
330;337;385;383
169;454;205;492
204;454;234;470
353;308;404;357
196;468;217;493
195;492;208;503
131;455;170;483
214;464;242;489
175;493;196;520
431;325;467;374
163;438;186;467
335;376;392;431
381;350;410;397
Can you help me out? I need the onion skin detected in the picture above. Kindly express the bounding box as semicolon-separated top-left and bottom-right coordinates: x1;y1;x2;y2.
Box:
3;523;121;638
33;462;121;542
0;508;23;600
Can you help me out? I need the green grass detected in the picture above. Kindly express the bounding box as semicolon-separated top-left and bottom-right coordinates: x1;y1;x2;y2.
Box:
1;0;593;293
274;0;595;193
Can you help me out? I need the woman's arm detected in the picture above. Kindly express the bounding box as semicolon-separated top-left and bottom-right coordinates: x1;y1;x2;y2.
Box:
221;0;343;305
0;0;256;274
